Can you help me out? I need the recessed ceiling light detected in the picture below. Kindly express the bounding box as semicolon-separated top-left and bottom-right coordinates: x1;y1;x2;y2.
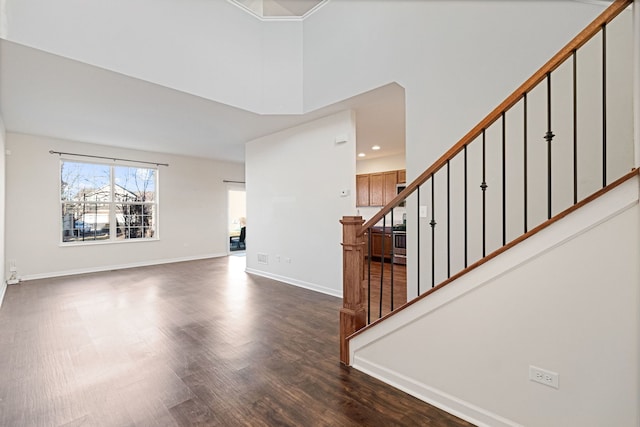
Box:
371;145;381;150
358;153;366;157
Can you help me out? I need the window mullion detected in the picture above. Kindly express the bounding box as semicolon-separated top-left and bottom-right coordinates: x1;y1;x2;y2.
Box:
110;165;115;241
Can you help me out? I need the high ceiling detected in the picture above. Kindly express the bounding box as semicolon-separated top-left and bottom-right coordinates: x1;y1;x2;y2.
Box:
0;39;405;164
232;0;326;17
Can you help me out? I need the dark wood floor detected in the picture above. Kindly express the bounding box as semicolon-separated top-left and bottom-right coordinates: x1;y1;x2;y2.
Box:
365;260;407;321
0;256;473;427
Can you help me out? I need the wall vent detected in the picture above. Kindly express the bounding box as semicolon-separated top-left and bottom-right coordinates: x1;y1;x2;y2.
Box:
257;253;269;264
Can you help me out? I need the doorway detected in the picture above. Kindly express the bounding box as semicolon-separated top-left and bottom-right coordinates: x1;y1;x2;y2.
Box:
228;186;246;253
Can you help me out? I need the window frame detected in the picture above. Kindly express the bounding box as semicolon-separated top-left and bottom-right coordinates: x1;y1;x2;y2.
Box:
59;159;159;246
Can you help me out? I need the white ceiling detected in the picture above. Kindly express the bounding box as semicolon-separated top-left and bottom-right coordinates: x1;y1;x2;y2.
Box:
0;40;405;164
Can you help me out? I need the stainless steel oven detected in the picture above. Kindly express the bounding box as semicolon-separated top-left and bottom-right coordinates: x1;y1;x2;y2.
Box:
393;231;406;264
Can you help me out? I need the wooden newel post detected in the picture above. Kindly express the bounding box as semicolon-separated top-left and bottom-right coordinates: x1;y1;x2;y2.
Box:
340;215;366;365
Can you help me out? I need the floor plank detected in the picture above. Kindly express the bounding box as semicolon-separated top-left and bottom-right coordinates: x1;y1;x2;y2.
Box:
365;260;407;321
0;256;473;426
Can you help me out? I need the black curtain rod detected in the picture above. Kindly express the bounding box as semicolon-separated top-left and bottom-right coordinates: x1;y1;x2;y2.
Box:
49;150;169;167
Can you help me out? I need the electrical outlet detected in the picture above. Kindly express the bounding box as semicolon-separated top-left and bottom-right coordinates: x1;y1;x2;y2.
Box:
529;365;559;389
419;206;428;218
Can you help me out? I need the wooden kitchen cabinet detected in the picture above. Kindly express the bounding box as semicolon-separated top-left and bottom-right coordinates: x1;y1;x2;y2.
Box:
397;169;406;184
366;230;392;260
369;173;385;206
356;169;406;207
383;171;398;205
356;174;370;207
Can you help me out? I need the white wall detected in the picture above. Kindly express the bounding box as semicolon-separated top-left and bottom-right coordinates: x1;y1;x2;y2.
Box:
635;0;640;168
3;0;303;113
351;177;640;427
303;1;608;179
245;110;356;297
260;20;303;113
0;116;6;305
5;133;245;279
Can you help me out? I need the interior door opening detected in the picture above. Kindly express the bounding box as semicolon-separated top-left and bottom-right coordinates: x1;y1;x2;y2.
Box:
228;187;246;253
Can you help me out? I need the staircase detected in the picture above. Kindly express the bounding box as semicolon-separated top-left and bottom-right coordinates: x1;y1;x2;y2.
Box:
340;1;639;426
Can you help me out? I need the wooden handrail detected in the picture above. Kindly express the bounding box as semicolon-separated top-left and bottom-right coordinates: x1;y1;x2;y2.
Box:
361;0;633;234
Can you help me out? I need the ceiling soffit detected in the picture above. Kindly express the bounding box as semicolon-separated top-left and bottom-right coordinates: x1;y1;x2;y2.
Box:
229;0;326;19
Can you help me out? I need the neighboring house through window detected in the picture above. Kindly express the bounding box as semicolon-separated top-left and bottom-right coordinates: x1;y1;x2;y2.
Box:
60;160;157;243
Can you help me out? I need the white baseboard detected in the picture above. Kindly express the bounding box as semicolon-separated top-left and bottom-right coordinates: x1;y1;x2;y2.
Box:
18;253;228;282
245;268;342;298
353;357;522;427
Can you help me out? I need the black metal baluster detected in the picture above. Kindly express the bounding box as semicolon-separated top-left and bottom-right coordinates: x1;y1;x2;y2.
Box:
524;93;528;233
417;185;421;296
573;50;578;204
481;129;487;257
545;72;554;220
367;231;371;324
502;112;506;246
446;160;450;278
464;145;468;268
602;24;607;187
379;216;385;319
390;210;394;312
430;174;436;288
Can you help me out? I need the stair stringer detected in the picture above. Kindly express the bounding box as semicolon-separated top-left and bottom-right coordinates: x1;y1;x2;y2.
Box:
349;175;640;427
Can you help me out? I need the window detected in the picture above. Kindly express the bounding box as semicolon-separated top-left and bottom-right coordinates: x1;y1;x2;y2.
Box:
60;160;157;243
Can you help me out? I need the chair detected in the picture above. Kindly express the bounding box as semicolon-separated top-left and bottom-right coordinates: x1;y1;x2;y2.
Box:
230;226;246;251
238;226;246;249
